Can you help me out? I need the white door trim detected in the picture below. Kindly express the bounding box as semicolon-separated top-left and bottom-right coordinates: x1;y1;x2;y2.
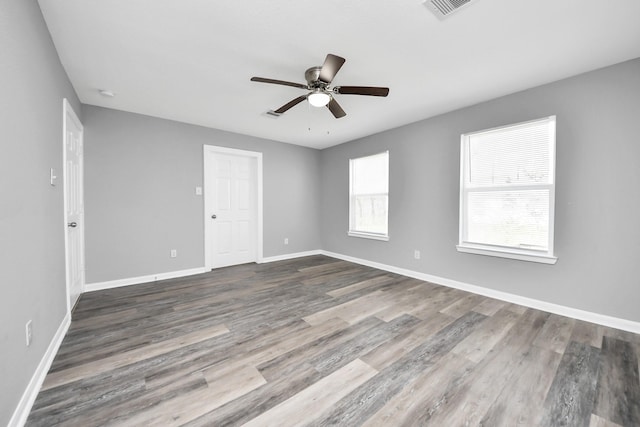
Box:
203;145;263;270
62;98;85;314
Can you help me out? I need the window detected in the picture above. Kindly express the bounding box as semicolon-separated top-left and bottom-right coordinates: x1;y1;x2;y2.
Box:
458;116;557;264
349;151;389;240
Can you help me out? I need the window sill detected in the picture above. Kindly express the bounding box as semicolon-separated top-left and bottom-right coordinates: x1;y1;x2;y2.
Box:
348;231;389;241
456;244;557;264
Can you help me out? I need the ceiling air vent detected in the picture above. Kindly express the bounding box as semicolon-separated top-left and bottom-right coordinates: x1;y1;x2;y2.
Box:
262;110;282;119
423;0;475;20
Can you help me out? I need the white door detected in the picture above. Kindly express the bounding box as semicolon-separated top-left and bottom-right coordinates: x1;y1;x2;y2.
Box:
204;146;262;269
63;99;85;312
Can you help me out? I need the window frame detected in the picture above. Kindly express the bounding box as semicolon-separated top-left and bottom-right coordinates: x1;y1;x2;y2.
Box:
457;116;557;264
348;150;390;241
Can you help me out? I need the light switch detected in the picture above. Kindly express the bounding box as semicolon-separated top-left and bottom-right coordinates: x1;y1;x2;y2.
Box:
195;186;203;196
50;168;57;186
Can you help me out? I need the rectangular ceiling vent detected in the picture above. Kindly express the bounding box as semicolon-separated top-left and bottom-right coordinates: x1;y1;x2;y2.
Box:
423;0;475;20
262;110;282;119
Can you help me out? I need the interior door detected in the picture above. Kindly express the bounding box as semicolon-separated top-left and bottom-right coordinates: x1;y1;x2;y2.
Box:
64;99;85;312
207;151;257;268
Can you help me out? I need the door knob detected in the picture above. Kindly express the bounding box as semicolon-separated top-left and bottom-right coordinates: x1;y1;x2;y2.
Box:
68;222;78;228
211;214;217;219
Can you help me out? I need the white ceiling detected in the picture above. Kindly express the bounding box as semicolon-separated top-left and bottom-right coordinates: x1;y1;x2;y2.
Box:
38;0;640;150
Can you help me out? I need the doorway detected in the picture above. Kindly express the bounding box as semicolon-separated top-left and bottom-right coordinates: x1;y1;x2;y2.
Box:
63;99;85;313
203;145;263;270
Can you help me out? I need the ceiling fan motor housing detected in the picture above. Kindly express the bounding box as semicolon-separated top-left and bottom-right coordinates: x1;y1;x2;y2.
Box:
305;66;326;89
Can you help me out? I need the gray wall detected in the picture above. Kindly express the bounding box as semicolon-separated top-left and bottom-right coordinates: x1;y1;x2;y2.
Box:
0;0;81;424
320;58;640;323
83;106;321;283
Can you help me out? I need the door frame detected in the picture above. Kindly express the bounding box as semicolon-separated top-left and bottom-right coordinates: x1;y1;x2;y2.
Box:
203;145;263;270
62;98;85;314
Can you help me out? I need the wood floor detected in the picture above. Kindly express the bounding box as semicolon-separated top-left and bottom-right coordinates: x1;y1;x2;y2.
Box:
27;255;640;426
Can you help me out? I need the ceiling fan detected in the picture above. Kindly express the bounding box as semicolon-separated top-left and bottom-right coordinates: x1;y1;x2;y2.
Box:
250;54;389;119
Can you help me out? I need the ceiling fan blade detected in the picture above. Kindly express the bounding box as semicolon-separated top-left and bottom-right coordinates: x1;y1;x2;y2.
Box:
274;95;307;114
319;54;346;84
251;77;307;90
327;98;346;118
334;86;389;97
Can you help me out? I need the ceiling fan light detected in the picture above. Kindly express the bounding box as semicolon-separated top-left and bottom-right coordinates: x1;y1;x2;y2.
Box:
308;91;331;107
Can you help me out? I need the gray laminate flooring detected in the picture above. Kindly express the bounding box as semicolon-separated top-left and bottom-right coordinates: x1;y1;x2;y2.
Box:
26;255;640;426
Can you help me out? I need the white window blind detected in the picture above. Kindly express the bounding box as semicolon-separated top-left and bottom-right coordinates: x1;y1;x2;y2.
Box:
349;151;389;240
458;117;557;263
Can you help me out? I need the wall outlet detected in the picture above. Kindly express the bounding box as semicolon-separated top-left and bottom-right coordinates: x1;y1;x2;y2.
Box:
284;238;289;245
170;249;177;258
26;320;32;346
50;168;58;186
414;250;421;260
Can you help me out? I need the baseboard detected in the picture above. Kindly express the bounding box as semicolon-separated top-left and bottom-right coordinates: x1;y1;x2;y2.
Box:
9;312;71;427
320;250;640;335
84;267;208;292
260;250;322;264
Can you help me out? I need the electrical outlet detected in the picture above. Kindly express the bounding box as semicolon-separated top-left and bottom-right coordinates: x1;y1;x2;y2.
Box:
414;250;421;260
170;249;177;258
284;238;289;245
50;168;58;186
26;320;32;346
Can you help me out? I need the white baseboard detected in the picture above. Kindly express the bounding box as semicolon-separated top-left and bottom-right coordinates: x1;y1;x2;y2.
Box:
9;312;71;427
260;250;322;264
84;267;208;292
321;250;640;335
